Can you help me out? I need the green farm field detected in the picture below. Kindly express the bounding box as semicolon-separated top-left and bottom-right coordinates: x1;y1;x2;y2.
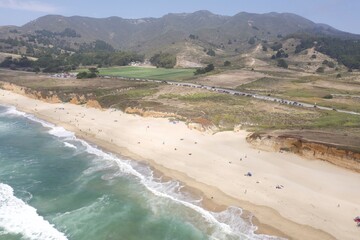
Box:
97;66;196;81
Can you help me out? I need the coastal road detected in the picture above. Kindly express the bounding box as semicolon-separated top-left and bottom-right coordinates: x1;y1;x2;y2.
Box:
102;75;360;116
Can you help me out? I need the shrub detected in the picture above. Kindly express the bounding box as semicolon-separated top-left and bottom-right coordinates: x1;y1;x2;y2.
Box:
271;43;283;51
206;49;216;56
224;61;231;67
248;37;256;45
322;60;335;68
327;61;335;68
189;34;198;40
316;67;325;73
277;59;288;68
76;71;97;79
323;94;333;99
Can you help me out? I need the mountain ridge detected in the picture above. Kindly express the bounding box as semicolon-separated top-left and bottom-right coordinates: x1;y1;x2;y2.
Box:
1;10;360;70
9;11;358;51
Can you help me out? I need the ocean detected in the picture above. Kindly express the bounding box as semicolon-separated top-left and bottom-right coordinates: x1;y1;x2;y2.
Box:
0;105;279;240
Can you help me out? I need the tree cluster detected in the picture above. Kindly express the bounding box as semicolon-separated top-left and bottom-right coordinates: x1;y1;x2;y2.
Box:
291;34;360;69
0;56;33;69
194;64;214;75
78;40;115;52
0;50;145;73
76;68;99;79
34;28;81;38
150;53;176;68
271;49;288;59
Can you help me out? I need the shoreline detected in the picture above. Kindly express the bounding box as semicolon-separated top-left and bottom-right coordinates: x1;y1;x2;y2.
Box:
17;105;289;239
1;89;360;239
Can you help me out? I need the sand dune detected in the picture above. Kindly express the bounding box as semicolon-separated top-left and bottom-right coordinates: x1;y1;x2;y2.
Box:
1;89;359;240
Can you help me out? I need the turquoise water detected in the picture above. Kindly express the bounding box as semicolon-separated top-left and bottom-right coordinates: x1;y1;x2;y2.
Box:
0;105;279;240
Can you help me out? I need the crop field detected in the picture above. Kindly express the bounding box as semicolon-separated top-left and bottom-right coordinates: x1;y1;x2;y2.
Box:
98;66;196;81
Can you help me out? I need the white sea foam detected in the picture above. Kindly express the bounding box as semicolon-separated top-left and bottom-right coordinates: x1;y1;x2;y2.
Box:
0;105;27;117
63;142;77;149
1;105;283;240
49;128;75;139
0;183;68;240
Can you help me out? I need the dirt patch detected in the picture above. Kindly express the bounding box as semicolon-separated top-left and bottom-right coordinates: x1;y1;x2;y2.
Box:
308;80;360;92
195;69;267;88
152;84;207;98
175;42;207;68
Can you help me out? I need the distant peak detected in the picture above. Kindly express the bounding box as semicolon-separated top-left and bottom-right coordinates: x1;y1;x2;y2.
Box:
164;10;216;18
192;10;215;15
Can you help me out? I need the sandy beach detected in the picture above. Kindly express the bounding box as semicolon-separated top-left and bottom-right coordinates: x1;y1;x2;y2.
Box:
1;88;360;240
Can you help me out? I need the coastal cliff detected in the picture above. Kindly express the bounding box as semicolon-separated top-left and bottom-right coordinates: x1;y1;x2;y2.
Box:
247;131;360;173
0;81;218;132
0;81;102;109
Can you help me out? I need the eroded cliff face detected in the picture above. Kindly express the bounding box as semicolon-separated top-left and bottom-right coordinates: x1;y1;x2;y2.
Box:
124;107;184;119
247;132;360;173
0;81;102;109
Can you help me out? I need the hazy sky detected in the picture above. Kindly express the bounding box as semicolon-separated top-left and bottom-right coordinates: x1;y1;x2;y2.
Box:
0;0;359;34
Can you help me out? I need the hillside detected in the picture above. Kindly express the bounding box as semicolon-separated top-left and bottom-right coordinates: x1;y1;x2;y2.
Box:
1;11;359;54
1;10;360;72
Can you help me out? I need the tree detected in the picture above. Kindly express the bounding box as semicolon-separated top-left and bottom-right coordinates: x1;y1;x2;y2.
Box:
271;43;283;51
277;59;288;68
76;68;99;79
33;67;40;73
87;67;99;78
206;49;215;56
224;61;231;67
189;34;198;40
262;45;268;51
76;71;88;79
205;64;214;72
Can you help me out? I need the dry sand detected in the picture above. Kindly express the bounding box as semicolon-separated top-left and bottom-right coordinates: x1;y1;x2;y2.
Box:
1;89;360;240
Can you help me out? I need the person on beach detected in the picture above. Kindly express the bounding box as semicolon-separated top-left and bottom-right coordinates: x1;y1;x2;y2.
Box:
355;216;360;226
